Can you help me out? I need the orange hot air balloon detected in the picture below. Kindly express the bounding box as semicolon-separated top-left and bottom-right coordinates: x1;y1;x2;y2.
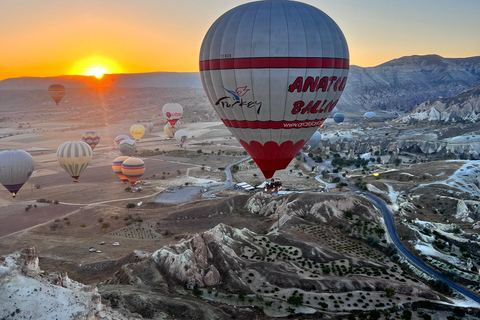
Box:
121;157;145;185
199;1;349;179
112;156;129;182
48;84;66;105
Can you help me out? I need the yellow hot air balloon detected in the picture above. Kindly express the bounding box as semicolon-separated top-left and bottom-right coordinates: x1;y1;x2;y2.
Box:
57;141;92;182
130;124;145;141
164;121;180;138
121;157;145;185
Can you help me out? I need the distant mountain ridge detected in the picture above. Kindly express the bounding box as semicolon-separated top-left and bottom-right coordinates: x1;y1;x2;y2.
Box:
1;55;479;114
339;55;480;113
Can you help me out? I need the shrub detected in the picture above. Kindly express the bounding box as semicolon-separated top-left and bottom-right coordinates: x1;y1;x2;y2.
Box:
101;222;111;229
80;224;86;228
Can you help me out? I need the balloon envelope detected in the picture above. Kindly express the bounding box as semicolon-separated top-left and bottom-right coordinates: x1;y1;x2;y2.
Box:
333;113;345;123
164;121;180;138
48;84;66;105
130;124;145;141
121;157;145;185
162;103;183;126
57;141;92;181
112;156;129;182
146;123;154;133
307;131;322;149
114;135;130;147
364;111;377;122
119;139;137;156
199;1;349;178
330;106;339;118
0;150;34;197
174;129;189;146
82;131;100;151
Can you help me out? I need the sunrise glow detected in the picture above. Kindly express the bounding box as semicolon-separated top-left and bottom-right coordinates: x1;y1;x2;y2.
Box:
69;56;123;78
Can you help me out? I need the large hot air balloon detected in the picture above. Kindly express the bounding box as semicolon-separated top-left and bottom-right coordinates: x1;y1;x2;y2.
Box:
57;141;92;182
146;123;154;133
199;1;349;179
112;156;129;183
0;150;34;197
333;113;345;123
114;134;130;147
162;103;183;126
82;131;100;151
307;131;322;149
364;111;377;122
48;84;66;105
121;157;145;185
174;129;189;147
130;124;145;141
119;139;137;156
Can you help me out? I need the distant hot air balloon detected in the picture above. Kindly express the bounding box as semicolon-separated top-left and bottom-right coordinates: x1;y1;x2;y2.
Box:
162;103;183;126
199;1;349;179
164;121;181;138
146;123;154;133
114;135;130;147
57;141;92;182
333;113;345;123
364;111;377;122
82;131;100;151
48;84;66;105
130;124;145;141
307;131;322;149
119;139;137;156
0;150;34;197
112;156;129;183
121;157;145;185
174;129;189;147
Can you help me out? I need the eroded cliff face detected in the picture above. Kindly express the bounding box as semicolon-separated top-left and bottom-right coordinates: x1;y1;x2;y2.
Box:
0;248;128;320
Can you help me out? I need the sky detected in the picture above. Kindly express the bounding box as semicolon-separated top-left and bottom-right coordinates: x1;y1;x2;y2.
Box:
0;0;479;81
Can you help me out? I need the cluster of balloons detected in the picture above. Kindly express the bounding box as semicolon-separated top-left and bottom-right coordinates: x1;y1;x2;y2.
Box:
112;156;145;185
199;0;349;178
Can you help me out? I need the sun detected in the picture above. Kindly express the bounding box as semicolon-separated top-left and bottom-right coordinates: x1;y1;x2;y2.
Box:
86;67;107;79
70;56;123;78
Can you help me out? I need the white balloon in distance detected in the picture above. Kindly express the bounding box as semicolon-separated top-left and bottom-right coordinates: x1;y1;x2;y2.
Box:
199;1;349;179
162;103;183;126
174;129;189;146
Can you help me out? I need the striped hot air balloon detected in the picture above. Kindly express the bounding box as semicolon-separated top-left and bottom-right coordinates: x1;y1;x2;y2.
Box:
82;131;100;151
0;150;34;197
130;124;145;141
114;135;130;147
57;141;92;182
121;157;145;185
199;1;349;179
364;111;377;122
162;103;183;126
112;156;129;182
119;139;137;156
48;84;66;105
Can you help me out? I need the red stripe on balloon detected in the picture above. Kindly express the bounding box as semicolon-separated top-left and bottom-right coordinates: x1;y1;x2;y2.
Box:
222;119;326;129
199;57;349;71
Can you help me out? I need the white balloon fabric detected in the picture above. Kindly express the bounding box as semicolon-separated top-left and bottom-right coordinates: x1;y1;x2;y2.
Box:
174;129;189;146
162;103;183;126
0;150;34;197
199;0;349;178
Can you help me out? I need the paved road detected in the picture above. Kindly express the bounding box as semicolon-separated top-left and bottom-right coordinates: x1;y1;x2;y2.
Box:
301;152;480;304
366;193;480;304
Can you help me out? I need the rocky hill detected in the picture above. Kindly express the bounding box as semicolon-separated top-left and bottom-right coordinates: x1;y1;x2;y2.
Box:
399;84;480;123
339;55;480;113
